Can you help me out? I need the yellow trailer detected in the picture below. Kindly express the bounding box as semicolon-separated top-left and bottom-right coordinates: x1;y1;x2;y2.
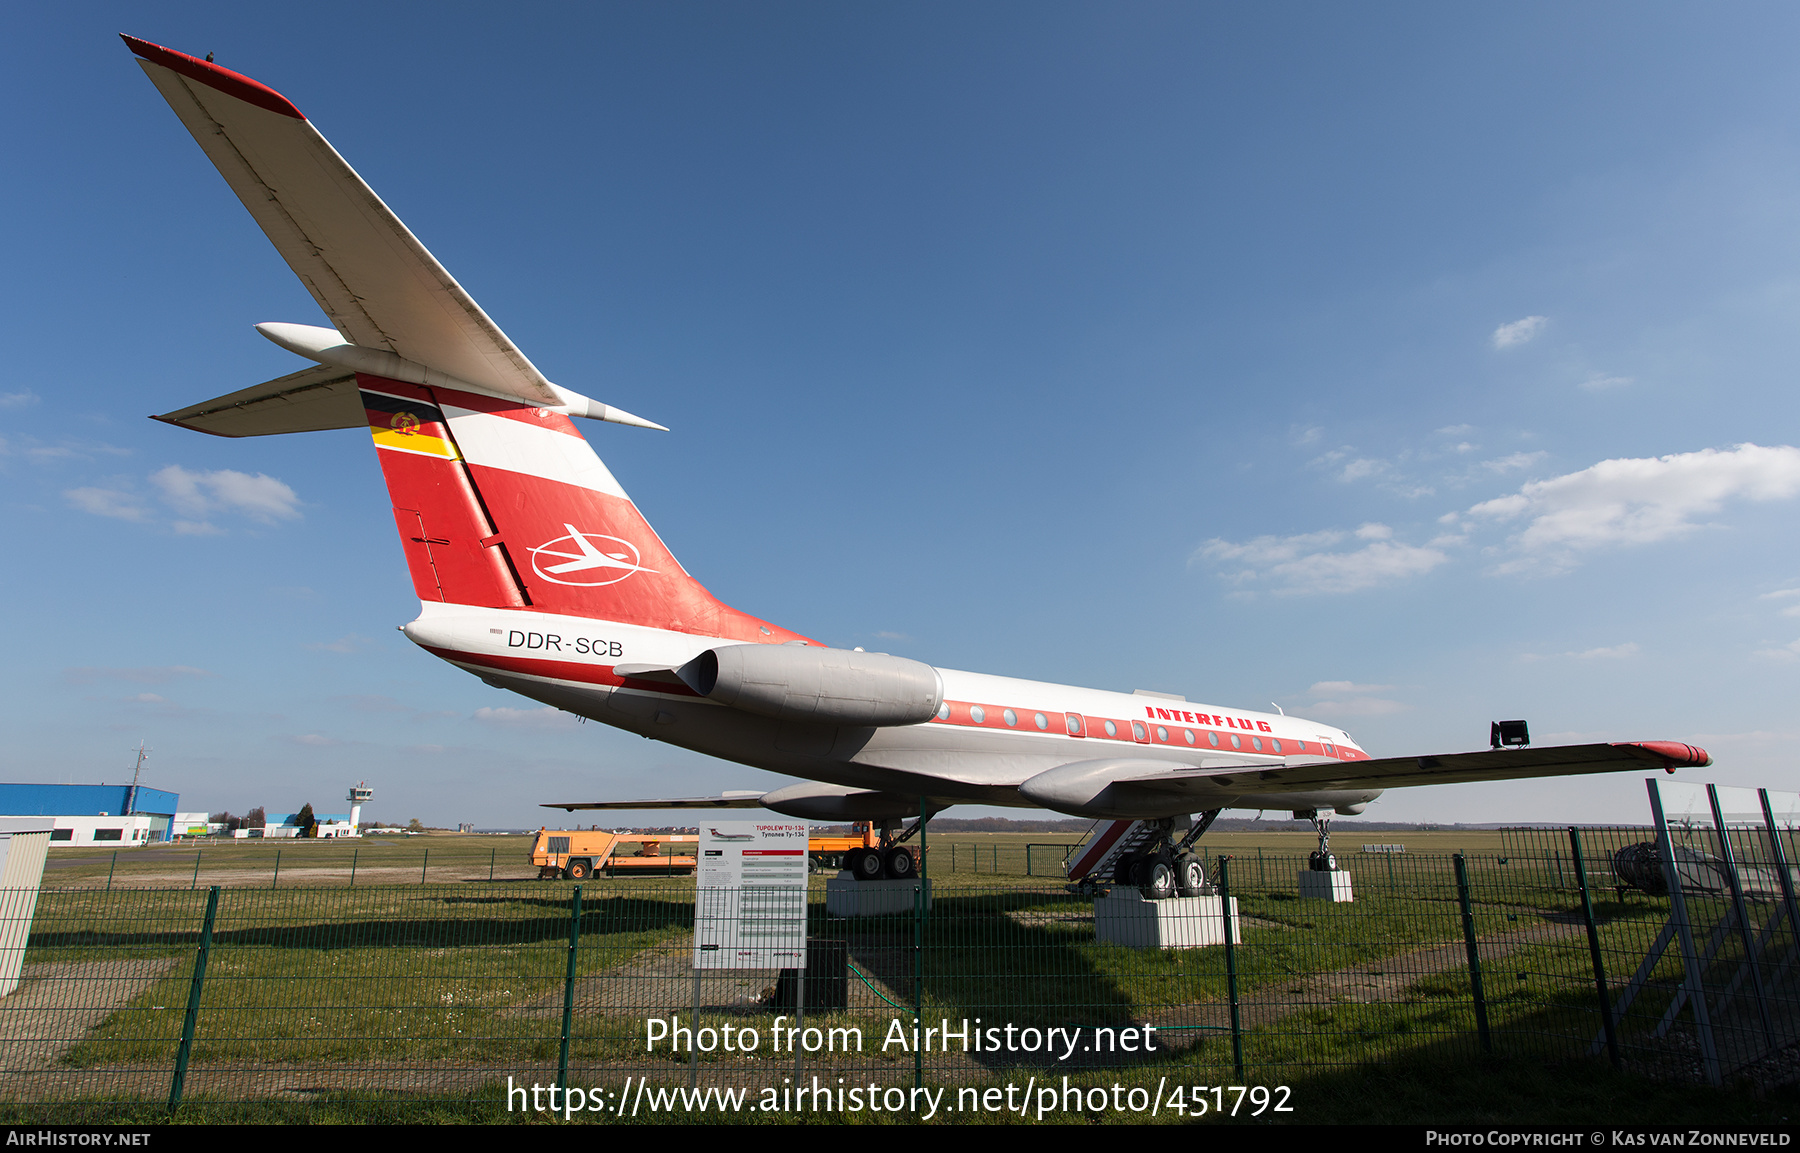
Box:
528;829;698;879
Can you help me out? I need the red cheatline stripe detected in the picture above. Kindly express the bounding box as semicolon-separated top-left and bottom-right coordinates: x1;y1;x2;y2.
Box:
121;36;305;120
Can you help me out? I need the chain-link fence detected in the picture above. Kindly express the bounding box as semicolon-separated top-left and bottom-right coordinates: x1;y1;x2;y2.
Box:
0;814;1794;1120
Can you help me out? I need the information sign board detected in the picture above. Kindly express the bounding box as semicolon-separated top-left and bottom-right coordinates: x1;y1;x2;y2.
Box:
694;821;808;969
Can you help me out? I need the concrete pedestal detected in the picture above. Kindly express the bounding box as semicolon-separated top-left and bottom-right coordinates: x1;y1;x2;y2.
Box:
824;873;931;917
1094;890;1239;949
1297;869;1354;901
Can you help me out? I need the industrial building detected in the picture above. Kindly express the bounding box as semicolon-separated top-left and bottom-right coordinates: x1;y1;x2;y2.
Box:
0;784;180;846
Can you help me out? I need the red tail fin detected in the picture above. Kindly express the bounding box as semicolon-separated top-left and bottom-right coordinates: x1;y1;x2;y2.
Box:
359;374;806;643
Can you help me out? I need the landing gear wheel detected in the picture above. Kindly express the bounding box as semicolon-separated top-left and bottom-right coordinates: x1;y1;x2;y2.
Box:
1141;853;1177;901
1114;854;1138;886
883;847;917;880
1175;854;1208;898
850;848;885;881
1126;856;1149;888
1308;849;1337;872
566;859;590;881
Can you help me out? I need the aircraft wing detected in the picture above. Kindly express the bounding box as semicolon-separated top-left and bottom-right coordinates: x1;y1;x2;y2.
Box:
1019;741;1711;818
1125;740;1711;794
124;36;560;406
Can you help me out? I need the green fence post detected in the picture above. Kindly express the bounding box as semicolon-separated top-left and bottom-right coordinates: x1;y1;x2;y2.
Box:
421;848;429;884
1217;855;1244;1081
190;851;201;891
106;851;117;892
271;849;281;890
1453;852;1491;1053
558;885;583;1092
349;847;358;887
168;885;221;1113
489;846;496;882
1568;828;1620;1069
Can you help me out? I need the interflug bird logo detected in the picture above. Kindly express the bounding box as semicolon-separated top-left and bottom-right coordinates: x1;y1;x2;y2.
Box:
528;525;660;587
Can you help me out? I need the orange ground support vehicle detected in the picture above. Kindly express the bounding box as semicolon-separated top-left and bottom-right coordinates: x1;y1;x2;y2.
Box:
808;823;918;879
528;829;698;879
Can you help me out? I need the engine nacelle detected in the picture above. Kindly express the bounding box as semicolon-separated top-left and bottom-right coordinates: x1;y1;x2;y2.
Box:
679;644;943;727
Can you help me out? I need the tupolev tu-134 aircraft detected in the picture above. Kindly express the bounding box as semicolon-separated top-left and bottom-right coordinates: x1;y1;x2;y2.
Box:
126;36;1711;895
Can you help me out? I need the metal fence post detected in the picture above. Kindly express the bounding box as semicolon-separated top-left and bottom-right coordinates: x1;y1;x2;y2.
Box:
349;847;358;887
190;851;200;891
421;848;429;884
1453;853;1491;1053
1217;855;1244;1081
271;849;281;890
558;885;583;1092
1568;827;1620;1068
106;851;117;892
489;846;496;882
168;885;220;1112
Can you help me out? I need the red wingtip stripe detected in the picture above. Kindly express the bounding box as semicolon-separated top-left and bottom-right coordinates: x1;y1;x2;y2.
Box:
1618;740;1713;768
120;35;305;120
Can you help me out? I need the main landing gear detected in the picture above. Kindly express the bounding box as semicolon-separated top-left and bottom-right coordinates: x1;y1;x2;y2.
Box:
846;818;920;881
1303;811;1337;872
1112;809;1223;900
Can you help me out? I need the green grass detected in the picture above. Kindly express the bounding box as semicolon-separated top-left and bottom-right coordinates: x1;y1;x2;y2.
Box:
2;851;1789;1124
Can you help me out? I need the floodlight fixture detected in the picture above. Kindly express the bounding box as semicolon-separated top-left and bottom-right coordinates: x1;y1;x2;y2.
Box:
1491;720;1530;749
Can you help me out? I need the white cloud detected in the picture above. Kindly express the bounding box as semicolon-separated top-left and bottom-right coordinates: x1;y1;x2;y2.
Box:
1492;316;1547;349
0;391;39;407
1761;589;1800;618
151;466;301;523
1465;443;1800;572
1306;696;1410;718
1756;638;1800;661
1338;458;1390;483
472;706;577;729
1307;681;1395;695
64;486;151;521
65;466;302;533
1196;524;1449;595
1480;451;1547;474
1580;372;1633;391
1570;643;1640;659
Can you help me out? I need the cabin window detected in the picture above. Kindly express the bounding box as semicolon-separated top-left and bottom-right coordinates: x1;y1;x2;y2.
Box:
1208;732;1220;747
1230;735;1242;749
1033;712;1049;730
970;706;985;724
937;703;950;721
1104;720;1117;737
1155;726;1168;742
1271;738;1282;753
1184;729;1196;744
1251;737;1263;751
1003;709;1018;727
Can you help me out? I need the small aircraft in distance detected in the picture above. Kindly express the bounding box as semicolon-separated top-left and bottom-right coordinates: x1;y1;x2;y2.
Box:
125;36;1710;897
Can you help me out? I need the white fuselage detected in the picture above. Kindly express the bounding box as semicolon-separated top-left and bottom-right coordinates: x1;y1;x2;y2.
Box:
402;601;1380;816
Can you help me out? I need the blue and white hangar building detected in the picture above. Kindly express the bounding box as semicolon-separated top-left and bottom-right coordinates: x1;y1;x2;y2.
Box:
0;785;180;846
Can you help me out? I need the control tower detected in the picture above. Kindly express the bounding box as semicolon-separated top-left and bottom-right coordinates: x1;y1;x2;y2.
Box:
347;782;374;833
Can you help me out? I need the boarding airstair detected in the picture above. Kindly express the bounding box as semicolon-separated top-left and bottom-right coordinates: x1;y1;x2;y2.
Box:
1065;819;1160;882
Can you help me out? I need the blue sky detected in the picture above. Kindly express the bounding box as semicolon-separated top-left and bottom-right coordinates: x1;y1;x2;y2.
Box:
4;3;1800;828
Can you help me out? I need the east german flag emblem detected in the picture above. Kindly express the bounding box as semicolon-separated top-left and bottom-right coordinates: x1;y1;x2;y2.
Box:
362;391;459;459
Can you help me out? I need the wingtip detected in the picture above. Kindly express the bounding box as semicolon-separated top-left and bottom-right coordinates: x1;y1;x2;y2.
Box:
121;34;306;120
1619;741;1712;770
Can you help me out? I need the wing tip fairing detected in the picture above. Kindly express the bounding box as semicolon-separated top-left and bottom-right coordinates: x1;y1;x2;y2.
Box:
120;35;305;121
1617;741;1712;769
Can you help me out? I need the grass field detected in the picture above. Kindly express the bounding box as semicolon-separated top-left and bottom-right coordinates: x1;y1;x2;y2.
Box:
40;827;1541;891
10;825;1782;1124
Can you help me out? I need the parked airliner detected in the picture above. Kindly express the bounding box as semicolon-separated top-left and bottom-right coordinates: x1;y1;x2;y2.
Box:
124;36;1709;894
